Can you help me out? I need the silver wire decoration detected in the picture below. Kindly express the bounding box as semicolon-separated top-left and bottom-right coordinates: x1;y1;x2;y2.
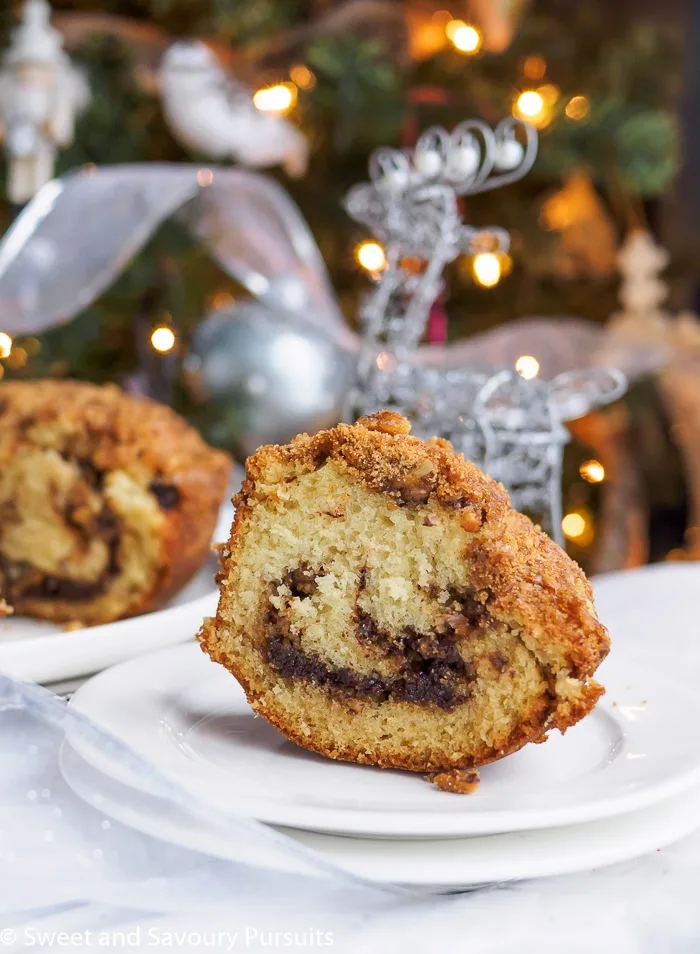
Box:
343;119;626;545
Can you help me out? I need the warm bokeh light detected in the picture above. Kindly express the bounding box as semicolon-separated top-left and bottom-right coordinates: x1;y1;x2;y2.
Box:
355;241;386;272
580;459;605;483
209;289;235;311
376;351;397;372
565;95;590;120
0;332;12;358
515;355;540;380
150;326;176;353
6;346;27;369
196;168;214;186
538;83;560;105
523;55;546;80
562;512;587;541
446;19;482;53
515;90;545;120
473;252;502;287
432;9;452;26
24;336;41;355
289;64;316;90
253;83;297;113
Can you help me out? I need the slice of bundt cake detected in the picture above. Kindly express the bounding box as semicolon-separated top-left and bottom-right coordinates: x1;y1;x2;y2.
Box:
200;410;609;772
0;380;230;626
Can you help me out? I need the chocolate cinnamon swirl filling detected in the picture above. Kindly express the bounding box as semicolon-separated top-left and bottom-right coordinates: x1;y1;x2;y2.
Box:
262;567;486;711
0;507;121;604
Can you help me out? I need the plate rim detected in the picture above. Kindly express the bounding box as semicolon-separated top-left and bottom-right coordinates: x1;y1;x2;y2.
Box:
59;741;700;888
0;558;219;683
68;626;700;838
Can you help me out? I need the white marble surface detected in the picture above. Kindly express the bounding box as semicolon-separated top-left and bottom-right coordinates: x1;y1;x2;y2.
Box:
2;829;700;953
3;559;700;953
2;668;700;954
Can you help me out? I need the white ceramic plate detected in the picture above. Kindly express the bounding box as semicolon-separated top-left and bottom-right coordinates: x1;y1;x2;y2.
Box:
59;742;700;890
68;564;700;838
283;785;700;887
0;494;236;685
0;557;218;684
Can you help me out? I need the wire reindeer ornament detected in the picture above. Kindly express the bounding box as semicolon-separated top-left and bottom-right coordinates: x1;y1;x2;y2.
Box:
0;117;625;543
343;119;625;544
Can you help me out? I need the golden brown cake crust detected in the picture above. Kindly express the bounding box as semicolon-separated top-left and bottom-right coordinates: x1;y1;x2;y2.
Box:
201;410;609;772
239;409;606;685
0;379;230;622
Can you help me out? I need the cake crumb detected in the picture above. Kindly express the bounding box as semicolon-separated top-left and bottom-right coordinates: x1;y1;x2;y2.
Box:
427;768;481;794
0;599;13;617
63;620;86;631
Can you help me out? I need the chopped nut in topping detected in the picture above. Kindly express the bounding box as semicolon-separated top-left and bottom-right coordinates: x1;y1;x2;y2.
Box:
410;459;435;478
460;510;482;533
358;410;411;435
428;436;453;450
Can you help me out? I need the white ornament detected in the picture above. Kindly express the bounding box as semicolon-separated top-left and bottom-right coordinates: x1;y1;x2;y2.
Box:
383;167;410;192
445;138;481;181
494;135;524;172
374;152;409;193
0;0;90;203
617;230;669;317
158;41;309;178
413;147;443;180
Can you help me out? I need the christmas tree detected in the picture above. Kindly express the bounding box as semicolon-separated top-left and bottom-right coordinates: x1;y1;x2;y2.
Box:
0;0;681;387
0;0;691;571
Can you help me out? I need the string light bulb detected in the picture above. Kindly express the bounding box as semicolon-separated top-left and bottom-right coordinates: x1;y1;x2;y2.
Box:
0;332;12;358
473;252;502;288
289;64;316;90
515;355;540;380
150;326;176;353
445;19;482;53
514;90;545;121
580;459;605;483
538;83;560;106
24;337;41;355
523;55;546;80
565;95;590;120
6;346;27;369
355;241;386;272
562;512;587;540
253;83;297;114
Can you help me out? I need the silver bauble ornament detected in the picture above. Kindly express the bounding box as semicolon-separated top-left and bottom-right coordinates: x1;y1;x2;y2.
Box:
184;301;353;458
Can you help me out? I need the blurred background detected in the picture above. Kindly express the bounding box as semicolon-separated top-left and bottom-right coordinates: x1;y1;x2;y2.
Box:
0;0;697;574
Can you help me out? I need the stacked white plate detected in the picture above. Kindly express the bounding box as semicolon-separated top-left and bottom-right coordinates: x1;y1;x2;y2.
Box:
61;563;700;890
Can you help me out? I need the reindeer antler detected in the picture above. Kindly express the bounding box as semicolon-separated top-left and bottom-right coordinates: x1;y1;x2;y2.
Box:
343;117;537;407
